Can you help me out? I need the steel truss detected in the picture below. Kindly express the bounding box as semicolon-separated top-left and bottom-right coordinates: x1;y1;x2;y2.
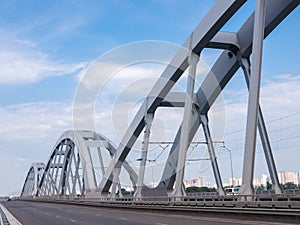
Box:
22;130;137;198
97;0;299;198
21;163;45;197
21;0;299;199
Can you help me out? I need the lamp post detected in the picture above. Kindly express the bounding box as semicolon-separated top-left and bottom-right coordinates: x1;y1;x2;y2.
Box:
222;144;234;187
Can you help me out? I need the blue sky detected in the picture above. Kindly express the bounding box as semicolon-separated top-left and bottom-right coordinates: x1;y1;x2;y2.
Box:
0;1;299;195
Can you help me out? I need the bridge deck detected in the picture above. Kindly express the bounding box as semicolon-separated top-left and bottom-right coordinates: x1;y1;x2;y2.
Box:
3;201;300;225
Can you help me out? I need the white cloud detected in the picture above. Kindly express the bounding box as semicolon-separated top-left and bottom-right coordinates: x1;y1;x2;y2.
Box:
220;74;300;179
223;74;300;132
0;102;73;141
260;74;300;116
0;31;87;84
0;101;74;195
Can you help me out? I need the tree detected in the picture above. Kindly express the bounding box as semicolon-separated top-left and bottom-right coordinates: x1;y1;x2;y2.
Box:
119;188;133;196
186;186;216;193
256;184;265;191
284;182;296;190
266;181;272;190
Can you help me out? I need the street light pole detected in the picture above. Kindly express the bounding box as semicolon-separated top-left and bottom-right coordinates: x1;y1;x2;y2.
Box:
222;145;234;186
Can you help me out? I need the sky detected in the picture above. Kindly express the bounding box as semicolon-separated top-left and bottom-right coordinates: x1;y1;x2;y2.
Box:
0;1;299;196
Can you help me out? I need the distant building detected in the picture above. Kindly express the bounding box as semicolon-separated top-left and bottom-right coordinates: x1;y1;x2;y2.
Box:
205;181;216;188
278;171;300;185
228;178;242;186
185;176;205;187
228;174;270;188
186;171;300;189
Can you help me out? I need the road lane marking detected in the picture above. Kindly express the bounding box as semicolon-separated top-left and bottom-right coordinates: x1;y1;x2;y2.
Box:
155;223;168;225
56;215;60;218
70;219;77;223
118;217;128;221
96;214;102;216
107;208;294;225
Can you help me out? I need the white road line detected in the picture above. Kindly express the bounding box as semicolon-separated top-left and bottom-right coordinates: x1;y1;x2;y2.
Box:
96;214;102;216
56;215;60;218
0;204;22;225
155;223;168;225
109;208;294;225
118;217;128;221
70;219;77;223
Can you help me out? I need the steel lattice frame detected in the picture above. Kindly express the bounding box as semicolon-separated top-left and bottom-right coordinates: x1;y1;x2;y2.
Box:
21;163;45;197
38;138;82;197
21;0;299;199
22;130;137;198
97;0;299;197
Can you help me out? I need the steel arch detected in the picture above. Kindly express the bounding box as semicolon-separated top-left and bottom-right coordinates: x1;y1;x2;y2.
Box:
37;130;137;198
20;162;45;198
158;0;299;194
97;0;299;196
20;0;299;199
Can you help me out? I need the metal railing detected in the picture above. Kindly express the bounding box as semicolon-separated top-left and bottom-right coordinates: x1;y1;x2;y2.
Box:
20;192;300;211
0;206;10;225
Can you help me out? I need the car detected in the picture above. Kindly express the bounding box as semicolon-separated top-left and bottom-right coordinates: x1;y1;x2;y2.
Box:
225;187;240;195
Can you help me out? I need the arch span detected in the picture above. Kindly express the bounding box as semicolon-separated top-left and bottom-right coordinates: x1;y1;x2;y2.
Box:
21;162;45;198
34;130;137;198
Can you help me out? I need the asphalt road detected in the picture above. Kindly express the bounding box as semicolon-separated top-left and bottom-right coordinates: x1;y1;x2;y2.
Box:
2;201;297;225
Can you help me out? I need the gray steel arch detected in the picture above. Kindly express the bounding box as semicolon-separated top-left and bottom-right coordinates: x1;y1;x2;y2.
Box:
21;162;45;198
97;0;299;196
19;0;299;199
158;0;299;194
37;130;137;198
97;0;247;196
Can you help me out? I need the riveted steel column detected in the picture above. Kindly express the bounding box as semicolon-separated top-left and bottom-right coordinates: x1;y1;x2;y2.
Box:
239;57;283;194
201;114;225;195
240;0;266;196
134;113;154;198
172;51;199;198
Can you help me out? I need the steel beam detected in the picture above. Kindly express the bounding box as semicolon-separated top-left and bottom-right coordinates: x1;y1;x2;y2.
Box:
98;0;246;195
240;0;267;196
200;114;225;195
239;57;283;194
160;92;198;108
134;113;154;198
158;0;298;192
172;51;199;198
207;32;240;52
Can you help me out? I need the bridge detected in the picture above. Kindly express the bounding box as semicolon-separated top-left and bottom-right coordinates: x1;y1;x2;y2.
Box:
2;0;300;224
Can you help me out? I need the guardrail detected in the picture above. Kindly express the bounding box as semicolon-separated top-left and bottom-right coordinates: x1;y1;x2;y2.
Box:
20;193;300;210
0;205;10;225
